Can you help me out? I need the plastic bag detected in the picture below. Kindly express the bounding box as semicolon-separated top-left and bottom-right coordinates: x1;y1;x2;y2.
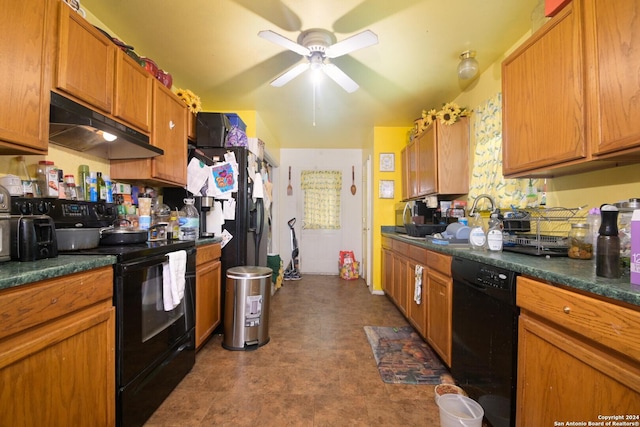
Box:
339;251;360;280
225;126;248;147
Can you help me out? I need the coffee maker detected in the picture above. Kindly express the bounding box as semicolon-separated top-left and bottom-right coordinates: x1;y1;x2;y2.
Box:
194;196;214;237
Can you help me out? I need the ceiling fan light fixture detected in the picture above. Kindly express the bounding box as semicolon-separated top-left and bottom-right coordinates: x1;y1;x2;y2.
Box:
458;50;479;80
309;52;324;71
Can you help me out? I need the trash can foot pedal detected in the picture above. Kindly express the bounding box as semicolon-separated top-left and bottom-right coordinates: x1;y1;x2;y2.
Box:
245;341;259;351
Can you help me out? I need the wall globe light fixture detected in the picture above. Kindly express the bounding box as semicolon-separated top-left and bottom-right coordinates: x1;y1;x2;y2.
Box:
458;50;479;80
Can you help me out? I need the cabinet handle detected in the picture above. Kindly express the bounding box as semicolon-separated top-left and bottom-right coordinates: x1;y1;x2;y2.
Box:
169;120;175;130
563;306;571;314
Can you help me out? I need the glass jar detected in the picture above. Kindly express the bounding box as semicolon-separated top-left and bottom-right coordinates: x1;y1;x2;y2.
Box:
568;223;593;260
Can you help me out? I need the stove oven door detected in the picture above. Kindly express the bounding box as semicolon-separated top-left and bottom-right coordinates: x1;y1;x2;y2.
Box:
115;251;195;387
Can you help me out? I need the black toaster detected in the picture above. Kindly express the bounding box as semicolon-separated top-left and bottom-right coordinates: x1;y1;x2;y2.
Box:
10;215;58;262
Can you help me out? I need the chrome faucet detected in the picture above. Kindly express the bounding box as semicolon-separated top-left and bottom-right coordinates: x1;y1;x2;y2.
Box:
469;194;496;216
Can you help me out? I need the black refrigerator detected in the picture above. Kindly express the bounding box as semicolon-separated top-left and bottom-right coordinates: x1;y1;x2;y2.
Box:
164;145;268;274
198;145;268;272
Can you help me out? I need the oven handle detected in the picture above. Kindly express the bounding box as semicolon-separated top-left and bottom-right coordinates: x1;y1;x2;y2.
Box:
121;254;170;272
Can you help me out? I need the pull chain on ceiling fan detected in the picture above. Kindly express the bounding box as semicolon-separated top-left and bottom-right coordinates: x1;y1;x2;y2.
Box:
258;28;378;93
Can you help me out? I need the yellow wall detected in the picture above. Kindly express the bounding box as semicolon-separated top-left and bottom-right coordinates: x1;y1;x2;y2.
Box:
371;126;412;291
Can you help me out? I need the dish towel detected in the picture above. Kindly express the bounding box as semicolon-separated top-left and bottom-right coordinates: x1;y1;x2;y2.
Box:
162;250;187;311
414;265;423;304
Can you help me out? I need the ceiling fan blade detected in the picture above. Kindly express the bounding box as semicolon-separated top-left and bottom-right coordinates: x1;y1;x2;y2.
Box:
231;0;301;32
271;62;310;87
322;63;359;93
325;30;378;59
258;30;310;56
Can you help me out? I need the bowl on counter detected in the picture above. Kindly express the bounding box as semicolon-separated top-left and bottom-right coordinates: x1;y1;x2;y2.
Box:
434;383;468;403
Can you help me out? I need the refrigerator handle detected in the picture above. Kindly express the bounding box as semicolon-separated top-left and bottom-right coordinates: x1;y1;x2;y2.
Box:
254;198;264;265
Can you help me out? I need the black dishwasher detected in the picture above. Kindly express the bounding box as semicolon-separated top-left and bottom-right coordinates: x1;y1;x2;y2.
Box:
451;256;519;427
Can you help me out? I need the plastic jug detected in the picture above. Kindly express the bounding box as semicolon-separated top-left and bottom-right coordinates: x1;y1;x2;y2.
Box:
179;198;199;241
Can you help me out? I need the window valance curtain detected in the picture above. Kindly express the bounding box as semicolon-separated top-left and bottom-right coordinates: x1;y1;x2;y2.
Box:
301;170;342;229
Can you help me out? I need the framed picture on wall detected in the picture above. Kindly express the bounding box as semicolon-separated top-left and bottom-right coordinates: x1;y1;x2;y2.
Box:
379;180;394;199
379;153;395;172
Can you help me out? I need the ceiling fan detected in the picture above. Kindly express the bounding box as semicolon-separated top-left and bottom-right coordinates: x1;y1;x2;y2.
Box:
258;28;378;93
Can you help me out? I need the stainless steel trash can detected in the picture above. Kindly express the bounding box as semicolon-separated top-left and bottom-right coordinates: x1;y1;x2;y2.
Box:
222;266;272;351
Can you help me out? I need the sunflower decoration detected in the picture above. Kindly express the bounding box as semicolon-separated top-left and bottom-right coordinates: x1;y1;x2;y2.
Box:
175;88;202;114
423;108;439;126
430;101;469;126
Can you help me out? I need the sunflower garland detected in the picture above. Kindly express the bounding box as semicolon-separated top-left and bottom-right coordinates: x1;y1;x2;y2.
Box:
417;102;469;132
175;88;202;114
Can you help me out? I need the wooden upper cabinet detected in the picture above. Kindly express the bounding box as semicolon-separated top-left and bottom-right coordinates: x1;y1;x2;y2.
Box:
417;124;436;196
55;2;115;113
408;141;419;199
152;82;188;185
412;117;469;197
502;1;586;177
0;0;53;154
585;0;640;157
114;50;153;133
400;146;409;200
110;82;187;186
188;112;197;141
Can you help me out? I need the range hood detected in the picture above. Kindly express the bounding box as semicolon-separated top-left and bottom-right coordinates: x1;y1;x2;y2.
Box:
49;92;163;160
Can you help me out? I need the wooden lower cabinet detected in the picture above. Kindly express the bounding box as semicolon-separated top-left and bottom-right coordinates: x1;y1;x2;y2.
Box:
0;266;115;427
195;243;222;349
516;276;640;425
407;258;427;337
426;268;452;367
382;236;452;366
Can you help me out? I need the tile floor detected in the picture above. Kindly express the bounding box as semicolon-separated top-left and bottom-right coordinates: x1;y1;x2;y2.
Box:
144;275;444;426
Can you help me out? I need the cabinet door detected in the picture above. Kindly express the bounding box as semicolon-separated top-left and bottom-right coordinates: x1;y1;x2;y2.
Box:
0;0;51;153
407;259;427;338
400;147;409;200
426;268;452;366
152;82;188;185
502;1;586;176
585;0;640;155
188;112;197;141
381;248;394;295
196;259;221;349
436;118;469;195
407;141;419;199
114;50;152;133
517;314;640;425
417;126;436;196
56;3;114;112
392;254;409;315
0;305;115;427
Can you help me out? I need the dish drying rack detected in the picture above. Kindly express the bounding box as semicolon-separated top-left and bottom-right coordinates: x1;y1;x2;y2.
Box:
502;206;588;256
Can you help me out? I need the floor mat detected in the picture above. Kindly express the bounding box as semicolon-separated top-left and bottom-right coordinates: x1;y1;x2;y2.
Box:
364;326;454;385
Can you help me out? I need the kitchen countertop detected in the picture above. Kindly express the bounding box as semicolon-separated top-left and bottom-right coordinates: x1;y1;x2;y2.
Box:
383;230;640;308
0;236;224;292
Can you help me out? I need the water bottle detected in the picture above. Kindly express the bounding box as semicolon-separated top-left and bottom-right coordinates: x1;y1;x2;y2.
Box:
596;204;621;278
178;198;199;240
88;172;98;202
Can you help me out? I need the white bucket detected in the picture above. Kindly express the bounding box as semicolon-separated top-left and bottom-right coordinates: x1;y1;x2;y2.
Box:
437;394;484;427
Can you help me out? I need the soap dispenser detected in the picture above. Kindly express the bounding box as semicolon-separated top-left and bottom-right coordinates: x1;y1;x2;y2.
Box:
596;204;621;278
469;213;487;250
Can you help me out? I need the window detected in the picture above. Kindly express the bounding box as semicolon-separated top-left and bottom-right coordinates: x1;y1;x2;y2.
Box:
301;170;342;229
